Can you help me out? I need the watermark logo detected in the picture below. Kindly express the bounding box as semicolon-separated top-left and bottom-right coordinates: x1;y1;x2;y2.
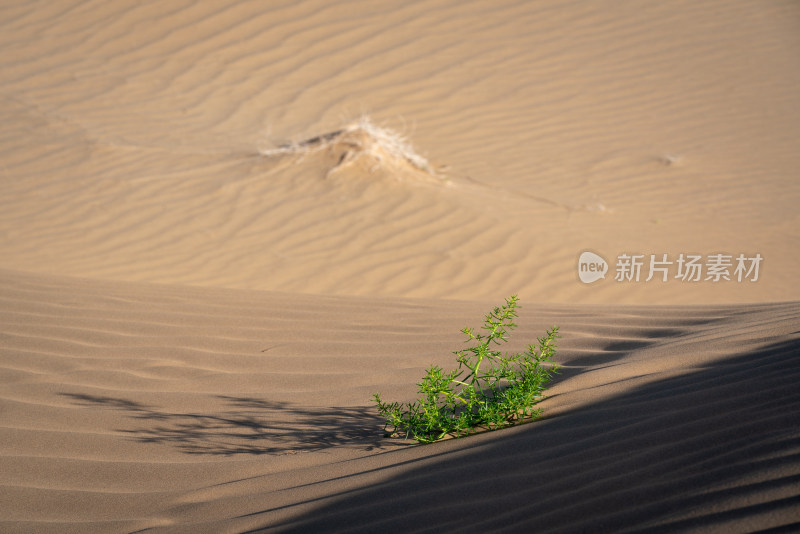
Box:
578;252;763;284
578;251;609;284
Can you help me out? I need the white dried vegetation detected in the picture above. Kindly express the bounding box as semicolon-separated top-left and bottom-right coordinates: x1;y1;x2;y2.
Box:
259;116;436;178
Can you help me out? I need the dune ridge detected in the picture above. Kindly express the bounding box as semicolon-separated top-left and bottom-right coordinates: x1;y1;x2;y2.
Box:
1;270;798;532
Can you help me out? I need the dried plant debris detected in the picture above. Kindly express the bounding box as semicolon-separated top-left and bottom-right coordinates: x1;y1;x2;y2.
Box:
260;116;445;182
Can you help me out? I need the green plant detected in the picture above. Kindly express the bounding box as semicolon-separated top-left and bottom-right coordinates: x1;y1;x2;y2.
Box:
374;295;560;443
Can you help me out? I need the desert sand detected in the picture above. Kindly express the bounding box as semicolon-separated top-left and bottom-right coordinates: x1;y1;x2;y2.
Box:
1;1;799;532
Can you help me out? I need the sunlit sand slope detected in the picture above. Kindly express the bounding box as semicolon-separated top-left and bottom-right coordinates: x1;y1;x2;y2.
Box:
1;0;798;303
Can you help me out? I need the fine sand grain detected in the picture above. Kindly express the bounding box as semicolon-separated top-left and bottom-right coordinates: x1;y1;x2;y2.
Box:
1;0;799;532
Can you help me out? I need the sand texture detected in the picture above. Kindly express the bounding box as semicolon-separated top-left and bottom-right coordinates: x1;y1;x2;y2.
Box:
1;1;799;532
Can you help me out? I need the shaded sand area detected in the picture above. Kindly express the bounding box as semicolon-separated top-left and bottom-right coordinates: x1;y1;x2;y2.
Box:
1;0;800;532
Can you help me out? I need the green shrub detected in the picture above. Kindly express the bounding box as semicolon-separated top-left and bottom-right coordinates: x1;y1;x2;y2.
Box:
374;295;560;443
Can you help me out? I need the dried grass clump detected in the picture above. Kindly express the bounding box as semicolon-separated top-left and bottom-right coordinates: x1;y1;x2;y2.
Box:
260;116;437;178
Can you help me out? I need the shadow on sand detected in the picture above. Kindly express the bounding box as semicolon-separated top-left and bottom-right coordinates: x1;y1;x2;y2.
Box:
61;393;395;455
254;338;800;533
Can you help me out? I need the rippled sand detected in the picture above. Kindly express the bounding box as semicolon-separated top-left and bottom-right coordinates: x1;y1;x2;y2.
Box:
1;1;798;532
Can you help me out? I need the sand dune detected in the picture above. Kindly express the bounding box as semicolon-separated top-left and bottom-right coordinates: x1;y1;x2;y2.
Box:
0;270;798;532
1;0;799;531
1;0;798;303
